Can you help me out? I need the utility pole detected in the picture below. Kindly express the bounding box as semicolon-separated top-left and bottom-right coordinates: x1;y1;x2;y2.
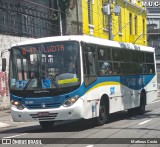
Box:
75;0;80;34
102;0;112;40
108;0;112;40
57;0;63;36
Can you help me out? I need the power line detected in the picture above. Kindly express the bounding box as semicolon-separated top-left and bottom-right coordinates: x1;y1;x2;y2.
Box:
112;8;146;40
22;0;59;13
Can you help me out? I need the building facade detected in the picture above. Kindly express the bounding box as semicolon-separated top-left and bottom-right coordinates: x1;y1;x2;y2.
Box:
147;6;160;84
67;0;147;46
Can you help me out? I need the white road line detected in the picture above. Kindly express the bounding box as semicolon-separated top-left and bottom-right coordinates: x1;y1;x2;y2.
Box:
138;119;152;125
0;122;10;128
3;133;28;138
151;99;160;104
86;145;94;147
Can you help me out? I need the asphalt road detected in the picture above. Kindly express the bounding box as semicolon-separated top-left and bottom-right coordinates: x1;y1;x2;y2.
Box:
0;99;160;147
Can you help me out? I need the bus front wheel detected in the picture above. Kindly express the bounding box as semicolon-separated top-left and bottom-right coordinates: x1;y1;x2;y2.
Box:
39;121;55;130
96;103;108;126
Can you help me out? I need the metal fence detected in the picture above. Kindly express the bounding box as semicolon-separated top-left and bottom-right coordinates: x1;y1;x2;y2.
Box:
0;0;60;38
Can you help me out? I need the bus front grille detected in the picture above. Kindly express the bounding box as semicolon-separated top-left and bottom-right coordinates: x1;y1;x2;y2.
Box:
30;113;58;120
26;103;61;109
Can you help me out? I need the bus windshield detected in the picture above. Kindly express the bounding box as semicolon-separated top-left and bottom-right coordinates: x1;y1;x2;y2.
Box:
9;41;80;91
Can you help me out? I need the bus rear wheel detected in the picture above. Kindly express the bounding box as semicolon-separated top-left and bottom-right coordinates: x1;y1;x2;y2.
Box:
39;121;55;130
128;107;138;116
137;92;146;115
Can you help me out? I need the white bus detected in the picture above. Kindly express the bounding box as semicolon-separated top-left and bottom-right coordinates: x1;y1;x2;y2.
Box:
2;35;157;129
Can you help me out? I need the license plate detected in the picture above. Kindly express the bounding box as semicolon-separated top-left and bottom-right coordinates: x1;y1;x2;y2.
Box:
38;112;49;117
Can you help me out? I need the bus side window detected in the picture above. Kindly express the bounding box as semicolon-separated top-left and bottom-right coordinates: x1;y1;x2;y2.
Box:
99;62;112;76
87;52;96;75
113;63;123;75
147;64;155;74
112;49;122;61
83;46;96;76
83;53;87;75
141;64;148;74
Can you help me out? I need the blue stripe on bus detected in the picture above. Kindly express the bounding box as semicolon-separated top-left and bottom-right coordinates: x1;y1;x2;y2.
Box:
10;74;155;108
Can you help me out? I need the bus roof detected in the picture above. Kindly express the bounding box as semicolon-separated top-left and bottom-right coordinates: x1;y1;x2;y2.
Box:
12;35;154;52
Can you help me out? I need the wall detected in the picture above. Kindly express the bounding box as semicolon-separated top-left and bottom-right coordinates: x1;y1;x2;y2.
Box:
66;0;82;35
0;35;33;110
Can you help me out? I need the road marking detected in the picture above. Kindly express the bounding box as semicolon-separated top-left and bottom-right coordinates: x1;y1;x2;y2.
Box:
0;122;10;128
86;145;94;147
151;99;160;104
3;133;28;138
138;119;152;125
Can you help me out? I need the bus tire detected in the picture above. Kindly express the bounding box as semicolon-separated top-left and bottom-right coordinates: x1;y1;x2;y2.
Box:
96;103;108;126
39;121;55;130
128;108;137;116
137;92;146;115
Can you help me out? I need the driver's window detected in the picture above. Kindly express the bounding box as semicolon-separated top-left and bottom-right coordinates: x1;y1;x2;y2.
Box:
83;45;97;87
17;58;22;80
85;46;96;75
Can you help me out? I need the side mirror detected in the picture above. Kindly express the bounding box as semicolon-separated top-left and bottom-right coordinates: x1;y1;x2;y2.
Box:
2;58;6;72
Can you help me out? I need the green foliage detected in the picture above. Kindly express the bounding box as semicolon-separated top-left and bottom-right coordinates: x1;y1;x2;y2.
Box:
52;0;71;21
59;0;71;15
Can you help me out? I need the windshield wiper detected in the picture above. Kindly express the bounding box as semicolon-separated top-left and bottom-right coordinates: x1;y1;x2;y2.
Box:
23;72;38;90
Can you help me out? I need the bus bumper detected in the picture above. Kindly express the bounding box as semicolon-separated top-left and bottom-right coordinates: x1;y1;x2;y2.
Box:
11;98;84;122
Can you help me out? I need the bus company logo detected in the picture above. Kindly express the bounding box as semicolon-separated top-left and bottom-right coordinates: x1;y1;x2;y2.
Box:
41;103;46;108
142;0;160;7
2;139;11;144
110;87;115;95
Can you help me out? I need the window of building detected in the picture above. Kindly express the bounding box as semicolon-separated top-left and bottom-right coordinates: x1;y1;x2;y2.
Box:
118;9;122;33
135;16;137;35
103;15;108;29
88;0;93;24
143;18;145;37
129;13;132;35
0;1;56;38
102;0;108;29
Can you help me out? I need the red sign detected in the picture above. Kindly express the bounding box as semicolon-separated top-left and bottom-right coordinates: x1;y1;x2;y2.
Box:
22;45;64;54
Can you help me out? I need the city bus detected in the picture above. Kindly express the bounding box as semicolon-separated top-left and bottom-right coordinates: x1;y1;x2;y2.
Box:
1;35;157;129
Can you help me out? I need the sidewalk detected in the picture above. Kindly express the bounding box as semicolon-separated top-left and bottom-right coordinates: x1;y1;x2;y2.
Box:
0;110;25;129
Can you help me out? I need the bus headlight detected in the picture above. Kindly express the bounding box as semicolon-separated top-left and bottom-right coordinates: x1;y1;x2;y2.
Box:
62;95;79;107
11;100;25;110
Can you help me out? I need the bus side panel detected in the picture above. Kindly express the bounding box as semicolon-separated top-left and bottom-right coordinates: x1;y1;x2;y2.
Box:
145;75;157;104
109;85;129;113
82;90;100;119
82;75;157;119
120;86;140;112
